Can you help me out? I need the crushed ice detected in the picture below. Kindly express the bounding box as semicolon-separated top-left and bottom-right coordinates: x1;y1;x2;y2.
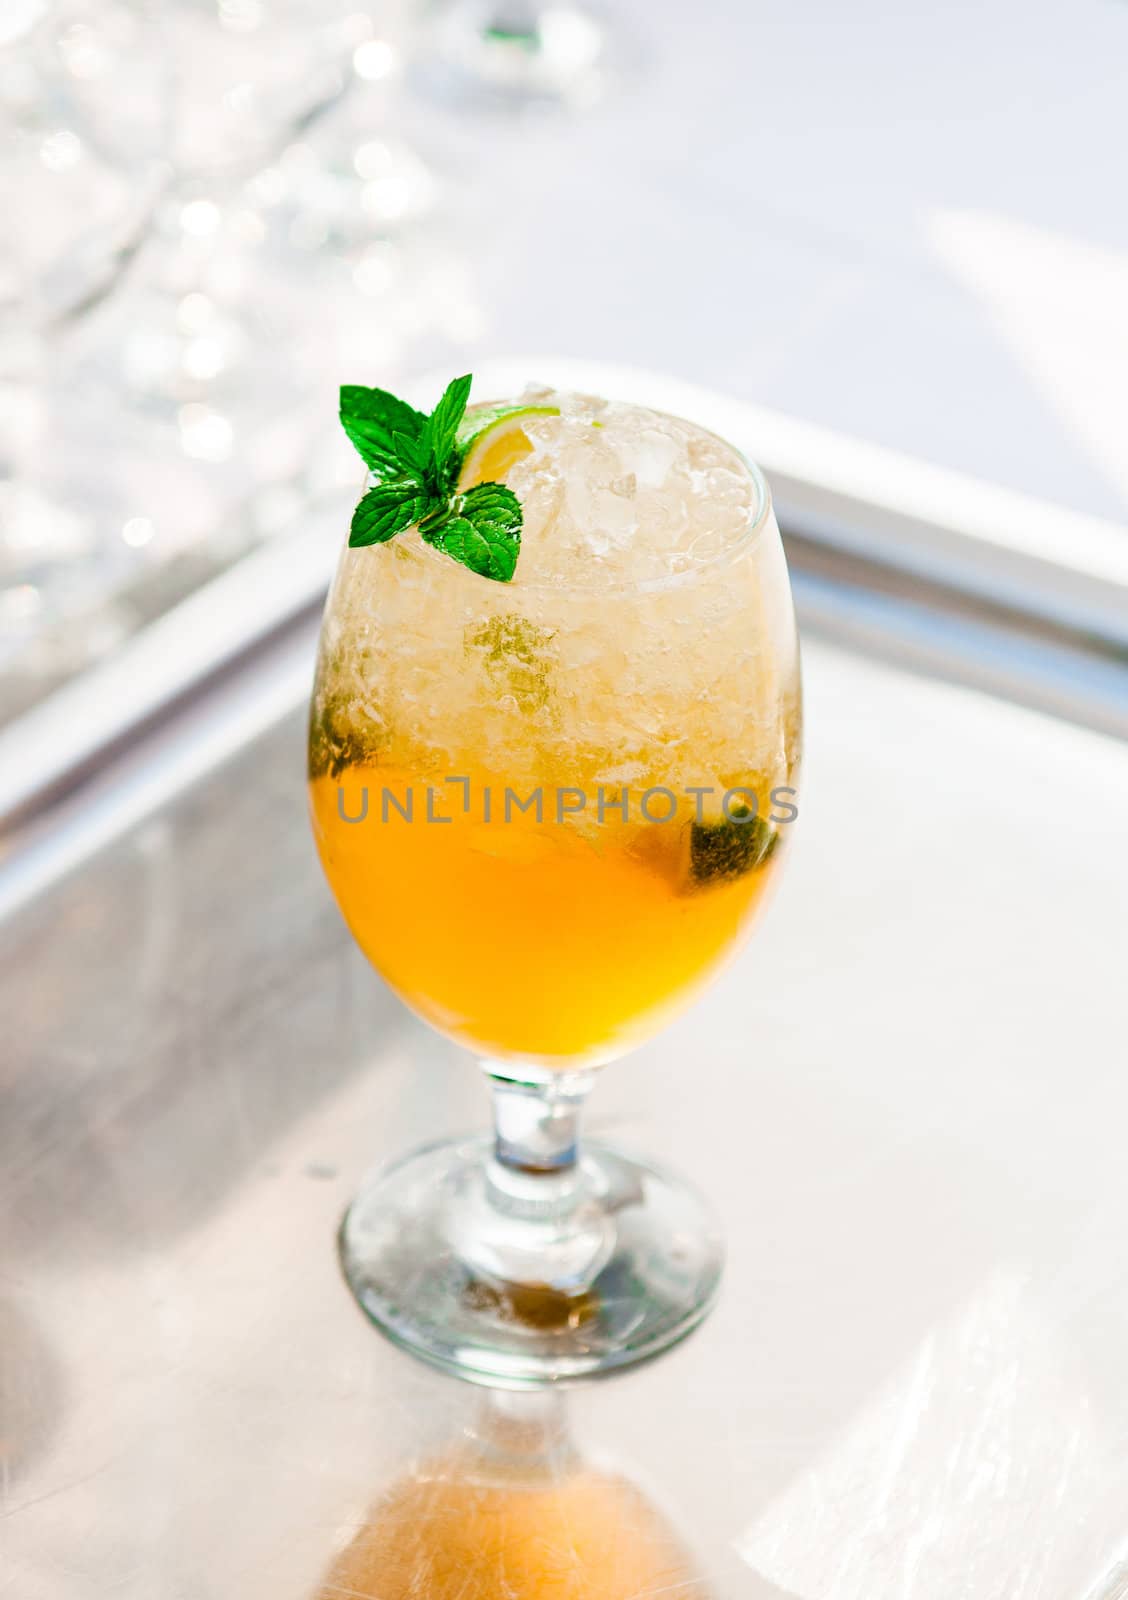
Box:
507;390;754;586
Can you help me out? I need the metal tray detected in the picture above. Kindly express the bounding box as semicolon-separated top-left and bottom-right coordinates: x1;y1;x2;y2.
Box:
3;371;1127;1599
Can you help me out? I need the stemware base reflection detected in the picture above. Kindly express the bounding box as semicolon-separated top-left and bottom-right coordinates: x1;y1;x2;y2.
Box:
315;1386;712;1599
339;1134;723;1388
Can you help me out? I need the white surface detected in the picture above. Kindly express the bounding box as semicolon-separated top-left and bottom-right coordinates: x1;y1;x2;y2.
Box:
447;0;1128;526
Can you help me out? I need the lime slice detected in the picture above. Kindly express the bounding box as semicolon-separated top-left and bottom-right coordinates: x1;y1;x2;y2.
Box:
689;808;779;887
457;401;559;489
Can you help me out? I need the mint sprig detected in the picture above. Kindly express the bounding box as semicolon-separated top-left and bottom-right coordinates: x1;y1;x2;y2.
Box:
339;374;522;582
339;385;427;479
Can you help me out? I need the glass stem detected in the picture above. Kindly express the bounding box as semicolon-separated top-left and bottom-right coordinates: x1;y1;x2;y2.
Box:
470;1386;576;1476
487;1064;595;1174
454;1064;611;1293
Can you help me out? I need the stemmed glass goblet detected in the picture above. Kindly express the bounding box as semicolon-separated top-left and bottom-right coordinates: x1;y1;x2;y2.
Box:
308;383;802;1384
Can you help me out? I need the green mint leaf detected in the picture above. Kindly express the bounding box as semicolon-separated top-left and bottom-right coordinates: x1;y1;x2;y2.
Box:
419;374;472;492
339;385;427;476
461;481;522;533
349;477;428;547
417;500;455;544
433;513;520;583
392;429;427;475
339;373;523;581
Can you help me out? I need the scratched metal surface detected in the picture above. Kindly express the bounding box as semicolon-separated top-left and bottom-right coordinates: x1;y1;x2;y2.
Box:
3;636;1128;1599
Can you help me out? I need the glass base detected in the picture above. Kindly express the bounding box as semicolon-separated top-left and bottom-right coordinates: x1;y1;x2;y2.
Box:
339;1134;723;1387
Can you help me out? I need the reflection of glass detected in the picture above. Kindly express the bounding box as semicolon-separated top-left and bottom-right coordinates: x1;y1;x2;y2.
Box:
250;8;438;262
55;1;435;495
0;5;159;646
309;391;802;1383
55;0;334;416
314;1389;710;1599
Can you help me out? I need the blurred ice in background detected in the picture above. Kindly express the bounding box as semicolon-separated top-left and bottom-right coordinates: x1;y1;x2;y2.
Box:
3;0;1127;722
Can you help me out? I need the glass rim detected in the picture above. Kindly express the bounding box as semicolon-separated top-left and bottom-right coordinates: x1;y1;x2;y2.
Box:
365;425;774;598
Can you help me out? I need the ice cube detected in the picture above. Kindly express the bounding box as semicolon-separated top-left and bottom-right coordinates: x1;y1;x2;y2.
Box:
630;425;683;489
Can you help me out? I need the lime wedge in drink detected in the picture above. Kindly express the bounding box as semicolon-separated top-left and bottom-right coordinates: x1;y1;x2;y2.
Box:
689;808;779;886
457;401;559;488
